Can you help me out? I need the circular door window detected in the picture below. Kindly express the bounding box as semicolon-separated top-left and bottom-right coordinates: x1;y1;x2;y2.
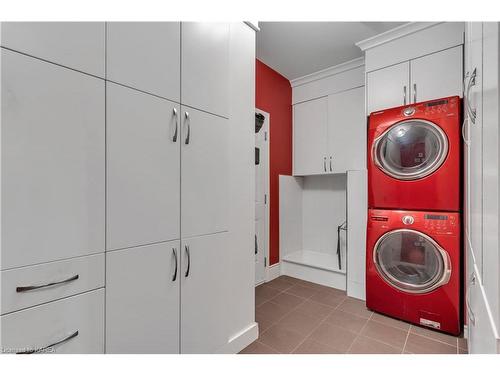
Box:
374;120;448;180
373;229;451;294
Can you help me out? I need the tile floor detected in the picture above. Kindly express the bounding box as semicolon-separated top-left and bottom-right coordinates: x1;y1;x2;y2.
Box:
240;276;468;354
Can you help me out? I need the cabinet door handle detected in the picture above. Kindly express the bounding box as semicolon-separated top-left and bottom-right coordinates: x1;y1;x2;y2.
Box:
17;330;79;354
329;156;333;172
16;274;79;293
462;116;470;146
413;83;417;103
184;245;191;277
466;272;476;326
464;69;477;124
184;111;190;145
323;157;327;172
172;108;178;142
403;86;407;105
172;248;178;281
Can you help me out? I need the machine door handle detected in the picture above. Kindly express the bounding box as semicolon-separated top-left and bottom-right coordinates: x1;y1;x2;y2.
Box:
413;83;417;103
185;245;191;277
16;330;79;354
184;111;191;145
403;86;407;105
172;108;178;142
172;248;178;281
16;275;79;293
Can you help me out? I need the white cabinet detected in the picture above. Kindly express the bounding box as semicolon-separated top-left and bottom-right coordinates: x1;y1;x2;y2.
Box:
105;241;180;354
367;61;410;114
181;107;229;237
1;22;105;77
106;22;180;102
1;49;105;270
366;47;463;114
181;232;229;353
293;97;328;176
181;22;229;117
106;83;180;250
327;86;366;172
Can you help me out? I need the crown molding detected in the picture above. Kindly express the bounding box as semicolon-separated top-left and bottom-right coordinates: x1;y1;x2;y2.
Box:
355;22;443;51
290;56;365;88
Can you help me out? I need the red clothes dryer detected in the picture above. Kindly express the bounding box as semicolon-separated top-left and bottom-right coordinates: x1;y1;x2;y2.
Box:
368;96;461;212
366;209;461;336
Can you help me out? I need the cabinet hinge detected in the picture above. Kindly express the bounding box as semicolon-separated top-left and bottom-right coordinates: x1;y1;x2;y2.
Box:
264;194;267;204
264;131;267;141
264;257;267;267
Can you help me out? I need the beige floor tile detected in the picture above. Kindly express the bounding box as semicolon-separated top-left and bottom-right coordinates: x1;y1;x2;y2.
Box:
292;339;342;354
256;314;274;335
278;309;323;336
337;297;372;319
259;323;307;353
459;348;468;354
410;325;458;346
265;278;295;291
309;322;357;353
325;309;369;334
239;340;279;354
404;333;457;354
360;320;408;349
296;300;336;319
270;292;305;309
458;337;468;350
371;312;411;331
309;290;346;308
286;284;318;299
348;335;402;354
255;285;281;306
256;301;291;323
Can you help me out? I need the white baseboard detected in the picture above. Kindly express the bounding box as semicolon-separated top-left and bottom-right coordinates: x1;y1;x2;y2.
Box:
266;263;281;281
347;280;366;301
463;324;468;339
216;322;258;354
281;261;346;290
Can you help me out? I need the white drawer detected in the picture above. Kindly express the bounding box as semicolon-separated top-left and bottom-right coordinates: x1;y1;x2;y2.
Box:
0;289;104;354
1;254;104;315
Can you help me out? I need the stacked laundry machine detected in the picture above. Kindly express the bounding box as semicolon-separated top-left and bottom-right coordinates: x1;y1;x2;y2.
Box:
366;96;462;335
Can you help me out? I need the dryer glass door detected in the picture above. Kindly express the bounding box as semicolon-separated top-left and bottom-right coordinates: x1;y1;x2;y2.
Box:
374;229;450;294
374;120;448;180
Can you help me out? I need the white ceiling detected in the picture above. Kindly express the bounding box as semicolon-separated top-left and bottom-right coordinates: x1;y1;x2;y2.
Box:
256;22;406;81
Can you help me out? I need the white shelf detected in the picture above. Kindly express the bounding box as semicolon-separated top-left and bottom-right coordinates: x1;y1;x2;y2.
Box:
282;250;345;275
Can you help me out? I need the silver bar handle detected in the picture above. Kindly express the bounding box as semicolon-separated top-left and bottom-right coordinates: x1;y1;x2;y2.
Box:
184;111;190;145
172;248;178;281
462;116;470;146
464;69;477;124
466;272;476;326
413;83;417;103
329;156;333;172
16;275;79;293
17;331;79;354
323;157;327;172
185;245;190;277
403;86;407;105
172;108;178;142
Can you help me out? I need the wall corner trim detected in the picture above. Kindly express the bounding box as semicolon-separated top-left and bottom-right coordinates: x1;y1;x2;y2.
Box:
355;22;443;51
290;56;365;88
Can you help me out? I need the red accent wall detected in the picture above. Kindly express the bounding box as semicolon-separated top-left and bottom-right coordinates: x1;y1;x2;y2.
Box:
255;59;292;265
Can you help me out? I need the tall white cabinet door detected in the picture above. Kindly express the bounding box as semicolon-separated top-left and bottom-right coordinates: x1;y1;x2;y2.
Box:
181;232;229;353
106;22;180;102
181;107;228;238
1;22;105;77
181;22;229;117
327;87;366;172
1;49;105;270
366;61;410;114
106;241;180;353
293;97;328;176
410;46;463;103
106;83;180;250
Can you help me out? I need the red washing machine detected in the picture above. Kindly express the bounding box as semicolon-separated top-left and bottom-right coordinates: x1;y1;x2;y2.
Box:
368;96;461;212
366;209;461;335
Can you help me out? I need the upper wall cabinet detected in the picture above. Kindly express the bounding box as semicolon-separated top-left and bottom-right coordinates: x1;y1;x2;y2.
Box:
1;22;105;78
106;22;181;102
1;49;105;270
181;23;229;117
367;61;410;114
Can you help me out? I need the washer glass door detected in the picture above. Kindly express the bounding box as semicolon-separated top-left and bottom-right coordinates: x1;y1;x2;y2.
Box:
373;229;449;293
374;120;448;180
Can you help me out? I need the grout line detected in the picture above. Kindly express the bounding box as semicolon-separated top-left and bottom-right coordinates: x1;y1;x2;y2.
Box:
402;325;411;354
409;325;459;348
344;311;374;354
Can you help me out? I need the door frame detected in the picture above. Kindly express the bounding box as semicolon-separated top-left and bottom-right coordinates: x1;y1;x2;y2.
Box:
255;108;270;286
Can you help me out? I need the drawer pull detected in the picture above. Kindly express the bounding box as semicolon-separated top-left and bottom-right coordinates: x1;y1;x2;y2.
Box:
16;274;79;293
17;330;79;354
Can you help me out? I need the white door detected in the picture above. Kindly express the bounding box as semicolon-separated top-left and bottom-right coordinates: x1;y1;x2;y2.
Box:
327;87;366;172
366;61;410;114
293;96;328;176
181;22;229;117
181;106;229;238
255;111;269;284
106;22;180;102
1;22;105;77
410;46;463;103
181;232;229;353
105;241;180;353
106;83;180;250
1;49;105;270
